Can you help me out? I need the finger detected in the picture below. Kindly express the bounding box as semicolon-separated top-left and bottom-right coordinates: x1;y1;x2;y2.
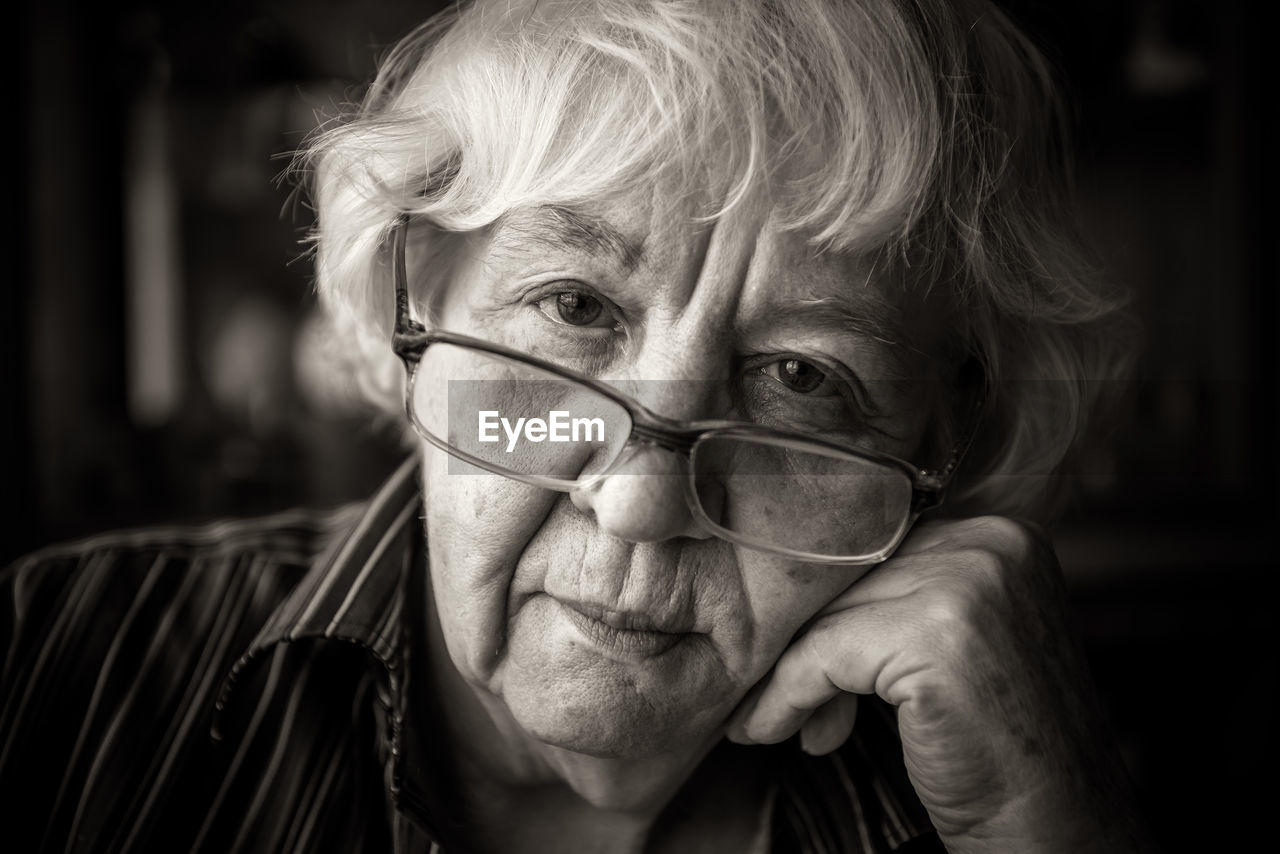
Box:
892;515;1032;559
874;517;963;561
743;614;849;744
799;691;858;756
743;603;906;743
724;680;767;744
816;519;1009;618
815;550;945;618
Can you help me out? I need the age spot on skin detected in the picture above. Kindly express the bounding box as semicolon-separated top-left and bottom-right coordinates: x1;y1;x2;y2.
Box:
784;566;822;585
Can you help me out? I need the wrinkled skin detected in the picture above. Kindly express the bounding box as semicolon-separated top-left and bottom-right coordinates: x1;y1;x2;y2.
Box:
411;185;1150;852
727;516;1154;852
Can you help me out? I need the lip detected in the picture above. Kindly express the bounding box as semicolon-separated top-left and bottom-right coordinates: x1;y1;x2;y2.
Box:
555;598;693;659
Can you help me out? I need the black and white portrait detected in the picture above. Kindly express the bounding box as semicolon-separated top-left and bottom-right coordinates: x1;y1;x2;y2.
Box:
3;2;1270;852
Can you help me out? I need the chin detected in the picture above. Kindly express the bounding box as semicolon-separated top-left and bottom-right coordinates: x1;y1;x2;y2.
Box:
501;669;708;760
493;590;737;761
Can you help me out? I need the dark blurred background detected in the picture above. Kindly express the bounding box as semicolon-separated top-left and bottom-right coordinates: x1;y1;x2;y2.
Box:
4;0;1274;850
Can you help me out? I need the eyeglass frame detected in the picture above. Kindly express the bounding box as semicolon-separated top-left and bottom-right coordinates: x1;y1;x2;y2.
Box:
387;214;983;565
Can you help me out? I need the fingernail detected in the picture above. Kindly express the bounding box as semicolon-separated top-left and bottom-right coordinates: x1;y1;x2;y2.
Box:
799;722;831;756
727;692;763;744
799;725;816;755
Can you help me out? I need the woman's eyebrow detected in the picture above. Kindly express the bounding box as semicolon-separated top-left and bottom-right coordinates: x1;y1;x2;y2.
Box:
490;205;644;270
736;297;904;349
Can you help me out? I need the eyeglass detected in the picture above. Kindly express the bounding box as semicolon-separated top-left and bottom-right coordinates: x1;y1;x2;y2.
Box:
388;215;982;565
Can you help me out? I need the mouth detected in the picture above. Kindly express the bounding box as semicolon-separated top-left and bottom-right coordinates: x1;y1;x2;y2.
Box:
555;598;693;659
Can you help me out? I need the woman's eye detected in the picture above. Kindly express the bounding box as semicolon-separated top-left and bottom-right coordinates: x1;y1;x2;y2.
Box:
758;358;836;395
535;291;612;328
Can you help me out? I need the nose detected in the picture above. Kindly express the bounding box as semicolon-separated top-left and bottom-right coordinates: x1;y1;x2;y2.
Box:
569;441;713;543
572;325;733;544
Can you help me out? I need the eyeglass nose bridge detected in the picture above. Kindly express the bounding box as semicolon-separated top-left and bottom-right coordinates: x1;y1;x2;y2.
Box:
626;422;698;458
585;421;719;542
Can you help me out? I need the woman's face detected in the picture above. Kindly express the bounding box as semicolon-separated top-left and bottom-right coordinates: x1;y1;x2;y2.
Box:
418;185;949;760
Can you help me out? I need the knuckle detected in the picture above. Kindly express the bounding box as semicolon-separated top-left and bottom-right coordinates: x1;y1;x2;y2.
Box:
919;585;980;636
949;516;1053;582
916;578;1004;663
949;545;1000;579
940;547;1009;605
970;515;1044;558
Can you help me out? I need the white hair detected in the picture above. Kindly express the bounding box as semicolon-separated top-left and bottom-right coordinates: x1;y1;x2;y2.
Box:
300;0;1134;522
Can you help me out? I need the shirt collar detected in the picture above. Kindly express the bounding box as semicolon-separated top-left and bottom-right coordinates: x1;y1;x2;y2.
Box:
212;455;422;741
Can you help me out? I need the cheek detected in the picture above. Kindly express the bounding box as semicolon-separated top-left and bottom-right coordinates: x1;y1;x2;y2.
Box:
731;550;866;678
420;450;556;682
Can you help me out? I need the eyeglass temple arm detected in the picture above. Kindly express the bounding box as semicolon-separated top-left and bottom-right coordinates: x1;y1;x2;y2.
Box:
390;215;431;362
911;362;987;512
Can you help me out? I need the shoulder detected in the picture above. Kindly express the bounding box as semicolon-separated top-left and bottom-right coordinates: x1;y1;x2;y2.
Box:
4;505;362;637
0;504;366;741
0;505;371;843
7;503;365;577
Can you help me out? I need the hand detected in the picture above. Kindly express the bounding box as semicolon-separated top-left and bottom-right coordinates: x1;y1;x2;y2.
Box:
726;517;1154;853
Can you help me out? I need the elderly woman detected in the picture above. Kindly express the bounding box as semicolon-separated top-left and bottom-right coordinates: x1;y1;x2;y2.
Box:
2;0;1153;852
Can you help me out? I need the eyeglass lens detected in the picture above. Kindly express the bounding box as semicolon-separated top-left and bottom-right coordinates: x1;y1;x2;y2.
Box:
411;342;633;481
689;435;912;558
411;342;913;560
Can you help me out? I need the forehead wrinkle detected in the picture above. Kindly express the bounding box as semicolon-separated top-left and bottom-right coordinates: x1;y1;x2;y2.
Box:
789;296;902;348
488;204;644;271
738;227;942;370
661;196;765;337
733;279;905;349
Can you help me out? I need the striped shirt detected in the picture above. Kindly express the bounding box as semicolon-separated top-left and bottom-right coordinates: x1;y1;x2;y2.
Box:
1;456;943;853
